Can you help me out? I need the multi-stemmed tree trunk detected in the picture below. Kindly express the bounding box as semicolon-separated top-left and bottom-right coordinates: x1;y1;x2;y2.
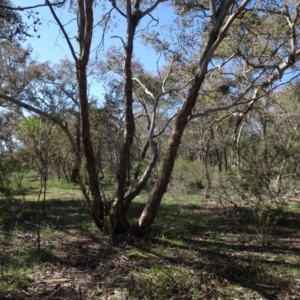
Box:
110;0;167;233
2;0;300;235
109;0;251;232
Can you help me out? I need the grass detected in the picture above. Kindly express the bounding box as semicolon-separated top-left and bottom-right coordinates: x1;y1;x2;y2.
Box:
0;176;300;299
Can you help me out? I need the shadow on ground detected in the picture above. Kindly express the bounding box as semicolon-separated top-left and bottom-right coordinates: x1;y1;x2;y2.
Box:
0;197;300;299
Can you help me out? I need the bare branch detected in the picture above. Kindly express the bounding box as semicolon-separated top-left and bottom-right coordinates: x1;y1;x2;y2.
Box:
162;55;174;93
109;0;126;18
0;1;66;10
153;112;177;138
148;13;159;25
94;8;114;58
111;36;126;47
189;99;250;121
136;12;160;35
208;52;240;73
133;77;155;99
0;92;65;126
45;0;78;62
140;0;168;19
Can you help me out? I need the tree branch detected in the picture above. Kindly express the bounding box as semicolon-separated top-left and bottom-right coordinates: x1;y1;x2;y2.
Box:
0;1;66;11
45;0;78;62
109;0;126;18
162;55;174;93
111;36;126;47
81;0;94;63
209;0;216;24
133;77;155;99
140;0;167;19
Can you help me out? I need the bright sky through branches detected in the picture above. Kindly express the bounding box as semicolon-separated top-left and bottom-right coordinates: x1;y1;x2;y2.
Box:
11;0;173;103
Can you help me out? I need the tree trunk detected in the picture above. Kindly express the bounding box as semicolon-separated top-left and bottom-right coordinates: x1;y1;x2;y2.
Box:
133;141;149;182
216;148;222;172
138;0;235;230
112;15;139;233
138;74;206;229
77;60;104;229
124;141;158;211
62;162;69;182
204;141;211;198
71;114;81;183
70;167;79;183
223;146;228;172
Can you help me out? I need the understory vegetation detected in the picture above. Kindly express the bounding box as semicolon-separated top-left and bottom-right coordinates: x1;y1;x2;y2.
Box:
1;167;300;300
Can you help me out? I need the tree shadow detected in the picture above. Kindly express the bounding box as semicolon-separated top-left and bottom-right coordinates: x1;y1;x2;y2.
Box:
0;197;300;299
0;198;93;233
123;201;300;299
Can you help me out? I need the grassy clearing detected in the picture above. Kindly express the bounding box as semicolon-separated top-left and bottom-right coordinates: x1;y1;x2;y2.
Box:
0;178;300;299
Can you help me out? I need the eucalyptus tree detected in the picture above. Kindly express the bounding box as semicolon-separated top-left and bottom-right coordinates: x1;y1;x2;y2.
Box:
23;58;87;183
1;0;300;234
98;43;179;231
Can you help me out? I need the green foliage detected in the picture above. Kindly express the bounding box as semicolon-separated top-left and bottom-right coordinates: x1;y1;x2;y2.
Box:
0;266;31;298
19;116;59;141
170;158;205;194
0;0;31;41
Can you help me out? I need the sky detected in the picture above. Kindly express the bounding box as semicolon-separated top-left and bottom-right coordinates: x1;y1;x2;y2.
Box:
10;1;175;103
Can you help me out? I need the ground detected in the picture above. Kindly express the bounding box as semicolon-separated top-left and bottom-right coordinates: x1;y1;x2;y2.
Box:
0;180;300;299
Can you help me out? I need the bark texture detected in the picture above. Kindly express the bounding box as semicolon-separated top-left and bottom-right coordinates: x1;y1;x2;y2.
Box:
76;0;105;229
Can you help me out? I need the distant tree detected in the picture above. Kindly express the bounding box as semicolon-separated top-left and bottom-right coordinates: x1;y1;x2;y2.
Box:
0;109;24;195
18;116;61;217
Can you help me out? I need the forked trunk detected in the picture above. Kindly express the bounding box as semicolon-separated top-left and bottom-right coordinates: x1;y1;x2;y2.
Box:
111;199;130;233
